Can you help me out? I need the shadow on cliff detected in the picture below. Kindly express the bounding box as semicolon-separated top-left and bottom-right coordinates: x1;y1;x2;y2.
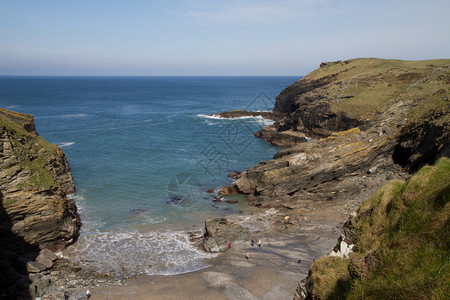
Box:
0;191;40;300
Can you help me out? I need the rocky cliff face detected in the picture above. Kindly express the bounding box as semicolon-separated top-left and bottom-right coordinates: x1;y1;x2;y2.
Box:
0;108;80;298
233;58;449;209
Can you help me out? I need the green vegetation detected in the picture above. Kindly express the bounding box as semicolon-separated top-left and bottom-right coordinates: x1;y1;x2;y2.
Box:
304;58;450;122
310;157;450;299
1;111;59;193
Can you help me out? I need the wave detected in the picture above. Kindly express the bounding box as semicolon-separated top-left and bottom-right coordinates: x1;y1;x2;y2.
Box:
64;229;216;277
57;142;75;147
38;113;88;119
196;114;274;125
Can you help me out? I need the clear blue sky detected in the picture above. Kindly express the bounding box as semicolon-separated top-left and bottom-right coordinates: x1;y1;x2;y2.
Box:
1;0;449;76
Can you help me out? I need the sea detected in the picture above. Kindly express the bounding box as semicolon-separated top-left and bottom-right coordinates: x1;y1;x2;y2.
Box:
0;76;299;277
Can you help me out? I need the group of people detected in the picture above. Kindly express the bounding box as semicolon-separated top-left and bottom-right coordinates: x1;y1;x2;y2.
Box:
227;239;262;260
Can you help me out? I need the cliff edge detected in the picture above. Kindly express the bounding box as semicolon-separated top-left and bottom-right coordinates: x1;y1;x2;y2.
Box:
295;157;449;299
232;58;449;210
0;108;80;298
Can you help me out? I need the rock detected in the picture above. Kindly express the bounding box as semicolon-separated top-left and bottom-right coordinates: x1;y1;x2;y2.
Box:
1;109;80;251
130;208;147;214
0;108;80;298
212;196;222;202
235;126;397;207
218;184;239;196
254;126;308;147
227;199;238;204
36;257;53;270
293;271;314;300
227;171;241;178
332;216;357;255
206;188;215;193
37;249;58;263
203;217;249;252
26;261;47;273
210;110;284;121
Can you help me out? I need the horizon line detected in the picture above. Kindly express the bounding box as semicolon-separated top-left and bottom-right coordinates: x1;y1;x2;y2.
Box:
0;74;303;78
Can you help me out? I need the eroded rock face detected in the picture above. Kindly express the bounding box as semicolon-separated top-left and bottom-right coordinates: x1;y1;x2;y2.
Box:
236;126;400;208
203;217;249;252
0;124;79;251
0;109;80;298
238;59;449;208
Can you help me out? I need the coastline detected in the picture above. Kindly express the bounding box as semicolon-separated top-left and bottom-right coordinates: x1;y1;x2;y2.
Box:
50;200;349;299
3;59;447;299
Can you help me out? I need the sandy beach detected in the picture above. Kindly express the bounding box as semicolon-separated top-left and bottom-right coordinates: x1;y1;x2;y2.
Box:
60;200;348;300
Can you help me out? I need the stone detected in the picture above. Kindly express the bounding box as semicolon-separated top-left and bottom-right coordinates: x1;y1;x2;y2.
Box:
37;249;58;262
26;261;47;273
203;217;249;252
36;258;53;270
206;188;215;193
210;110;284;121
218;184;239;196
227;171;241;178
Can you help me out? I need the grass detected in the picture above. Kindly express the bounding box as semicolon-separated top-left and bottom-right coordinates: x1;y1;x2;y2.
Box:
297;58;450;122
309;157;450;299
1;110;59;195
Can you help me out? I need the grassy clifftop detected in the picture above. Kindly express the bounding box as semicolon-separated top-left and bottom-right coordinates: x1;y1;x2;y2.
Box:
312;58;449;121
0;110;60;192
300;157;449;299
273;58;449;139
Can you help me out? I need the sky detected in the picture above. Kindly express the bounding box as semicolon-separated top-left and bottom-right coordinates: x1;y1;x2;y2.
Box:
0;0;449;76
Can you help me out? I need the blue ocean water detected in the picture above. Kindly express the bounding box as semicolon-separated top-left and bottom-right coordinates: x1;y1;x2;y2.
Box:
0;76;298;276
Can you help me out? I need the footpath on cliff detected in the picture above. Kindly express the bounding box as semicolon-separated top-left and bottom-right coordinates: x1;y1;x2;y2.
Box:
2;57;448;300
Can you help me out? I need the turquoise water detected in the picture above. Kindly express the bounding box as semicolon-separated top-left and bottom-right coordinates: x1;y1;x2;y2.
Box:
0;76;298;275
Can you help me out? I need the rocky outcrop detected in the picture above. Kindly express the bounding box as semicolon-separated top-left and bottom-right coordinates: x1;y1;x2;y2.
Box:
254;125;308;147
203;217;249;252
0;107;36;134
234;58;449;208
211;109;284;121
0;108;80;299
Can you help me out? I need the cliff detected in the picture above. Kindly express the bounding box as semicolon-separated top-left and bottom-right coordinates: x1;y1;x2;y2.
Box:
0;108;80;298
231;58;449;209
294;157;449;299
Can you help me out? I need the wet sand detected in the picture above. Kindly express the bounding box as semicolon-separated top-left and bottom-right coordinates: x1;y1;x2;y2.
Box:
63;200;347;300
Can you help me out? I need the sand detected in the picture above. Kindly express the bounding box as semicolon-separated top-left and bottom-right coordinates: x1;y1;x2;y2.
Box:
61;200;347;300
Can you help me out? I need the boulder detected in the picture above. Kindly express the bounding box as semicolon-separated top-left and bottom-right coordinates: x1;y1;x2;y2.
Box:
203;217;249;252
218;184;239;196
210;110;284;121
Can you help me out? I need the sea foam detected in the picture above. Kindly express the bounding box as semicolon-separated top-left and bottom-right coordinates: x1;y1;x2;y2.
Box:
65;229;216;277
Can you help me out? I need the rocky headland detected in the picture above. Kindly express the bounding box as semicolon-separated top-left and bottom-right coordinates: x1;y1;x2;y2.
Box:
213;58;449;299
225;58;449;211
1;57;448;299
0;108;81;299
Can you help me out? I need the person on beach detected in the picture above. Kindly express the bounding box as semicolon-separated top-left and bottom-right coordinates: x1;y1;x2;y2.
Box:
251;239;254;246
228;241;231;248
246;252;249;260
257;240;262;247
